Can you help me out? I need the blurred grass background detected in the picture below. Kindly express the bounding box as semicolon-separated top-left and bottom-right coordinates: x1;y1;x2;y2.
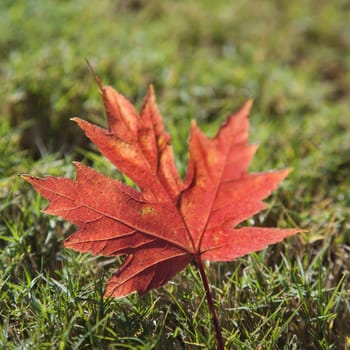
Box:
0;0;349;349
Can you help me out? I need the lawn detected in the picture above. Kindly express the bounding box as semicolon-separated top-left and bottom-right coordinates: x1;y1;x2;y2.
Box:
0;1;349;349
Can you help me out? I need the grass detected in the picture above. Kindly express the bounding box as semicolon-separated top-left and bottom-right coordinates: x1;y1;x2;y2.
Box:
1;0;349;349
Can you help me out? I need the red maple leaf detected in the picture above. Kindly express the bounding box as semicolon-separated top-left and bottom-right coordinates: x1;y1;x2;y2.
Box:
23;77;301;349
23;82;299;298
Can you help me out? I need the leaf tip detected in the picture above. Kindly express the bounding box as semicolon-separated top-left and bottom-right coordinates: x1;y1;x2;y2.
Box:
85;59;103;91
20;174;30;181
281;167;293;178
70;117;86;128
20;174;37;183
143;84;156;105
20;174;45;188
246;98;254;107
148;83;155;97
243;98;254;115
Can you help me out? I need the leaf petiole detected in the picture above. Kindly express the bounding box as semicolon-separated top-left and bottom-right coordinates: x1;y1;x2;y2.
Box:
195;255;225;350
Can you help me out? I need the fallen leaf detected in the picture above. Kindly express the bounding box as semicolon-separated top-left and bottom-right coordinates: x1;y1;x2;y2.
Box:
23;81;300;298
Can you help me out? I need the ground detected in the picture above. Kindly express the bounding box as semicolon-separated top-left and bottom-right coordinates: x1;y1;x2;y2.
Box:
0;1;349;349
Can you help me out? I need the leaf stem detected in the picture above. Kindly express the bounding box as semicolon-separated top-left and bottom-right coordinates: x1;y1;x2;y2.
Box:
195;255;225;350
